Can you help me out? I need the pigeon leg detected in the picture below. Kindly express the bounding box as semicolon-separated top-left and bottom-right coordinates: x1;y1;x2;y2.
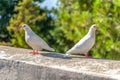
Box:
30;50;39;55
84;53;92;58
85;53;89;58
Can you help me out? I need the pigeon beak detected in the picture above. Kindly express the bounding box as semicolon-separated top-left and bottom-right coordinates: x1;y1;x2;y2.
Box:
94;26;99;34
20;26;23;30
19;24;24;30
96;26;98;30
18;23;25;30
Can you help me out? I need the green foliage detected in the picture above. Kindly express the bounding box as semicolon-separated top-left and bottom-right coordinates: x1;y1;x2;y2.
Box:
7;0;54;49
1;0;120;60
0;0;19;42
51;0;120;60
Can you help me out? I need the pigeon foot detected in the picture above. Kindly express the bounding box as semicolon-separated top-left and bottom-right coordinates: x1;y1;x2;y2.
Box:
30;50;39;55
84;53;92;58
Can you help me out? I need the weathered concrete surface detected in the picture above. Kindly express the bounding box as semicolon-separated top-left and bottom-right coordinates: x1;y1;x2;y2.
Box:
0;46;120;80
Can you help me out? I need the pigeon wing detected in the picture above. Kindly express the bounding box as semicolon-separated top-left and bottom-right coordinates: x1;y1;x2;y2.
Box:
66;35;94;54
31;34;54;51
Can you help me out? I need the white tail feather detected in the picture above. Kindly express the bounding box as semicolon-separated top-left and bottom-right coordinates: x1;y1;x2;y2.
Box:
47;47;55;51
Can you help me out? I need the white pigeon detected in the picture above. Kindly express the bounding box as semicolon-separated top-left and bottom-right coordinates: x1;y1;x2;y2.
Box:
22;24;55;54
65;24;98;58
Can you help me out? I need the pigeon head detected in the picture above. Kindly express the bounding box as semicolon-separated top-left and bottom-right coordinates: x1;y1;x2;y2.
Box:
90;24;98;31
21;24;31;31
87;24;98;35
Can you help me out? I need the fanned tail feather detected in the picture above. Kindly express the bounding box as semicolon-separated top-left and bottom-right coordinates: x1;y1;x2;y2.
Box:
47;47;55;51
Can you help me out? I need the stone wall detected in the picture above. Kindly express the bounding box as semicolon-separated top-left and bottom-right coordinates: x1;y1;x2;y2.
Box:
0;46;120;80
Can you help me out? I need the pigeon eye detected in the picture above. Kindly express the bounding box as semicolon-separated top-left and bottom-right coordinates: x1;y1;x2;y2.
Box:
22;25;25;28
93;25;96;28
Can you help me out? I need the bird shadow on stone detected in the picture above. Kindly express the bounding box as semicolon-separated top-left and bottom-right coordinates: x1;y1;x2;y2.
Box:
68;55;87;58
41;53;119;61
40;53;72;59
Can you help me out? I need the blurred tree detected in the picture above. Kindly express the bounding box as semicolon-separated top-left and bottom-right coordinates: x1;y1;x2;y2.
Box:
2;0;120;60
52;0;120;60
0;0;19;42
7;0;54;48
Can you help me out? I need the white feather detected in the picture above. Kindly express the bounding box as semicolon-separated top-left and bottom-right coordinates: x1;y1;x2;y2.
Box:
66;24;98;56
23;24;55;51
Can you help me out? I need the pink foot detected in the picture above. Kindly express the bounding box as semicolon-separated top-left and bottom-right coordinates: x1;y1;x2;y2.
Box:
30;50;39;55
84;53;92;58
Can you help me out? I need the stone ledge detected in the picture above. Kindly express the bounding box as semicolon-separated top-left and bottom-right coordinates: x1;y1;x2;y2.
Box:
0;46;120;80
